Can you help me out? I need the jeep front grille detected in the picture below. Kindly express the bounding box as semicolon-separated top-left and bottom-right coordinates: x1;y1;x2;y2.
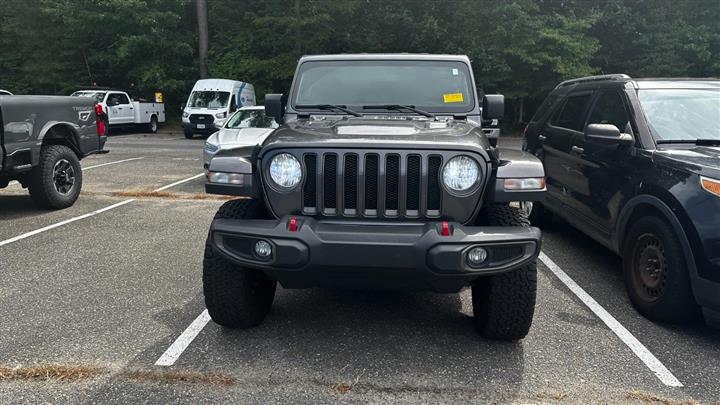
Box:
301;151;443;219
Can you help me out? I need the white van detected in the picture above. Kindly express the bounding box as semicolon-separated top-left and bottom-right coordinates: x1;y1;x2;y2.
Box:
182;79;255;139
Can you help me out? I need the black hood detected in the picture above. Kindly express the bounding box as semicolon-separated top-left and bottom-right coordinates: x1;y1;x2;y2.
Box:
259;118;492;157
655;145;720;179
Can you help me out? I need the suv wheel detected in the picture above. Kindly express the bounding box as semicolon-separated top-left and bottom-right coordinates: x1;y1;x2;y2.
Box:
623;216;698;322
203;199;277;328
28;145;83;209
472;204;537;340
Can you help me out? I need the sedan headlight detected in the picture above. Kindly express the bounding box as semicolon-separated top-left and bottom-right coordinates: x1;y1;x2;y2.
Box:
442;155;479;193
269;153;302;189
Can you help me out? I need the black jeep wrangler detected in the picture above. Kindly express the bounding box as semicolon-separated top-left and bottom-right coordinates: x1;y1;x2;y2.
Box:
523;75;720;327
203;54;546;340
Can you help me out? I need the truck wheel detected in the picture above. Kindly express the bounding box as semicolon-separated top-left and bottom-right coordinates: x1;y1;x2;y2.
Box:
203;199;276;328
28;145;83;209
472;204;537;340
147;115;159;133
184;129;194;139
622;216;698;322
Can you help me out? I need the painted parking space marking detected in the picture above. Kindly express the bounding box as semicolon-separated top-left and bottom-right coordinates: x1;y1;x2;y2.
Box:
539;251;684;387
154;173;204;192
155;309;211;366
0;199;136;247
0;173;204;247
6;157;146;186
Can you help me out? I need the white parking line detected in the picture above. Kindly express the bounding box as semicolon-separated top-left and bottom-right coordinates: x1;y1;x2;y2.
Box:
0;199;135;247
155;310;211;366
6;157;145;186
539;251;684;387
0;172;204;247
154;173;204;192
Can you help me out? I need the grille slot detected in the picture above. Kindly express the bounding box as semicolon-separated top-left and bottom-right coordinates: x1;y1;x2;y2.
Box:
385;155;400;212
323;154;337;211
407;155;421;213
343;154;358;211
427;156;442;211
189;114;213;124
364;154;379;211
303;154;317;211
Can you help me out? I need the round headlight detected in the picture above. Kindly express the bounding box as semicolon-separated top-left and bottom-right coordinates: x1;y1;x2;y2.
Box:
442;155;479;192
269;153;302;189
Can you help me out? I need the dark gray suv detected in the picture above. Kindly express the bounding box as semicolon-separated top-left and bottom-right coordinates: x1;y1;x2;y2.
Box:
202;54;547;340
523;74;720;327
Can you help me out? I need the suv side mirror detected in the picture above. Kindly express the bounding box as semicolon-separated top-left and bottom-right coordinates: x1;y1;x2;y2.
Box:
265;93;285;123
585;123;633;145
482;94;504;120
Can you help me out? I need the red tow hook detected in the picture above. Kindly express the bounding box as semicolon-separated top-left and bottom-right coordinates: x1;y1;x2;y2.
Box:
441;221;450;236
288;216;298;232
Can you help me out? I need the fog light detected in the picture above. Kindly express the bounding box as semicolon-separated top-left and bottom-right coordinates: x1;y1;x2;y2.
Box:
467;247;488;267
254;240;272;258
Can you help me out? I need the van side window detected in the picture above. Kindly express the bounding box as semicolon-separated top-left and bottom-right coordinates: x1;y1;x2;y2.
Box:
587;91;632;134
551;94;591;131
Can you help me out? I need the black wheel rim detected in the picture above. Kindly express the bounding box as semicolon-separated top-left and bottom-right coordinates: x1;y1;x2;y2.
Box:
631;234;667;302
53;159;75;195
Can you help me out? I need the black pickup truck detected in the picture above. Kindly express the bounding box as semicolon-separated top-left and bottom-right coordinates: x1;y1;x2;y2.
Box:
202;54;546;340
0;95;106;209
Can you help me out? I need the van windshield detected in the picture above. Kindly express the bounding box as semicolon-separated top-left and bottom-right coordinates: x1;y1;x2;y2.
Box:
639;89;720;141
188;91;230;109
291;60;475;114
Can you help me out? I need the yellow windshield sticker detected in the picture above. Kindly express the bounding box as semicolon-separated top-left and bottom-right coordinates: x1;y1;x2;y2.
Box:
443;93;464;103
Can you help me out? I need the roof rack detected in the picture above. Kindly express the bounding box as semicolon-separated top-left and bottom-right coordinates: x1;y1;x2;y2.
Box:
556;74;631;88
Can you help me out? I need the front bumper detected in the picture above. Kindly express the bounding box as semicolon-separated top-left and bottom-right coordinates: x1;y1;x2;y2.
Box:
209;216;541;292
182;122;218;135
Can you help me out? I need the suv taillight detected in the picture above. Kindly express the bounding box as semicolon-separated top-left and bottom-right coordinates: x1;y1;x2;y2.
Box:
95;103;106;136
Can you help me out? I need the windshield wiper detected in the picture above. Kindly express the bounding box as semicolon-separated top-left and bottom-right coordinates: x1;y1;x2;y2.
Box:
656;139;720;146
295;104;362;117
362;104;435;118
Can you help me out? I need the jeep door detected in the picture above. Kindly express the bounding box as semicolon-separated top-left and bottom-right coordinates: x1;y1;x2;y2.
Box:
568;89;638;239
539;92;593;213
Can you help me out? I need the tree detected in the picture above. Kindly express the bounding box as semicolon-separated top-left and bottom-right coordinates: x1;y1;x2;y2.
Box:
196;0;209;78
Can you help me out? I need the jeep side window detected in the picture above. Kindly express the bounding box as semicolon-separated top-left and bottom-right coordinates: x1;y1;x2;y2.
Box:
551;94;591;131
587;91;633;134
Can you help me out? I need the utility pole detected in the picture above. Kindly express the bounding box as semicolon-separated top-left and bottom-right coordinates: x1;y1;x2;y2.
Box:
196;0;209;78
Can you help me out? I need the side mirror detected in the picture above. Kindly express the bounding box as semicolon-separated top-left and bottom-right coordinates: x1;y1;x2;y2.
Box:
585;123;633;145
265;93;285;123
482;94;504;120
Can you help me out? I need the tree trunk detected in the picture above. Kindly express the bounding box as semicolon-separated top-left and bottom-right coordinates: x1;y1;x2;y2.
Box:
294;0;301;55
196;0;209;79
517;97;524;124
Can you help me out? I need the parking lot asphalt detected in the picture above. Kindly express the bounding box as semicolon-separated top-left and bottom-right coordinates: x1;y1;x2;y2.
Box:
1;131;718;404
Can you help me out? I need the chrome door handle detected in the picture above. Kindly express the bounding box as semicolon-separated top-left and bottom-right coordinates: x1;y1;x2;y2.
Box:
571;146;584;154
538;135;547;141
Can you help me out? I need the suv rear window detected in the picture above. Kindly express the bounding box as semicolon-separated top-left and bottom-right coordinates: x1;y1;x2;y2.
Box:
551;94;591;131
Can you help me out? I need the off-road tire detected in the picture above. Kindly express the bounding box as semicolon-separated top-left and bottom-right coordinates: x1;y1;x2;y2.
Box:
203;199;276;328
184;128;194;139
622;216;698;322
472;203;537;340
524;201;553;227
147;115;159;133
28;145;83;210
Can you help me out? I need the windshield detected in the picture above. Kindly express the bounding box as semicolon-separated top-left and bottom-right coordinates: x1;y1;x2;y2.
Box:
187;91;230;109
292;60;475;113
225;109;278;129
638;89;720;141
71;91;106;102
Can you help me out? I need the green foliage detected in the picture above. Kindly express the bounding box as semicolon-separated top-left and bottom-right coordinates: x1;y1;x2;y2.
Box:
1;0;718;121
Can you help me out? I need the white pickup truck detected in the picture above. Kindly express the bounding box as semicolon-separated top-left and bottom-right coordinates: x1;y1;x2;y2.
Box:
71;89;165;134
